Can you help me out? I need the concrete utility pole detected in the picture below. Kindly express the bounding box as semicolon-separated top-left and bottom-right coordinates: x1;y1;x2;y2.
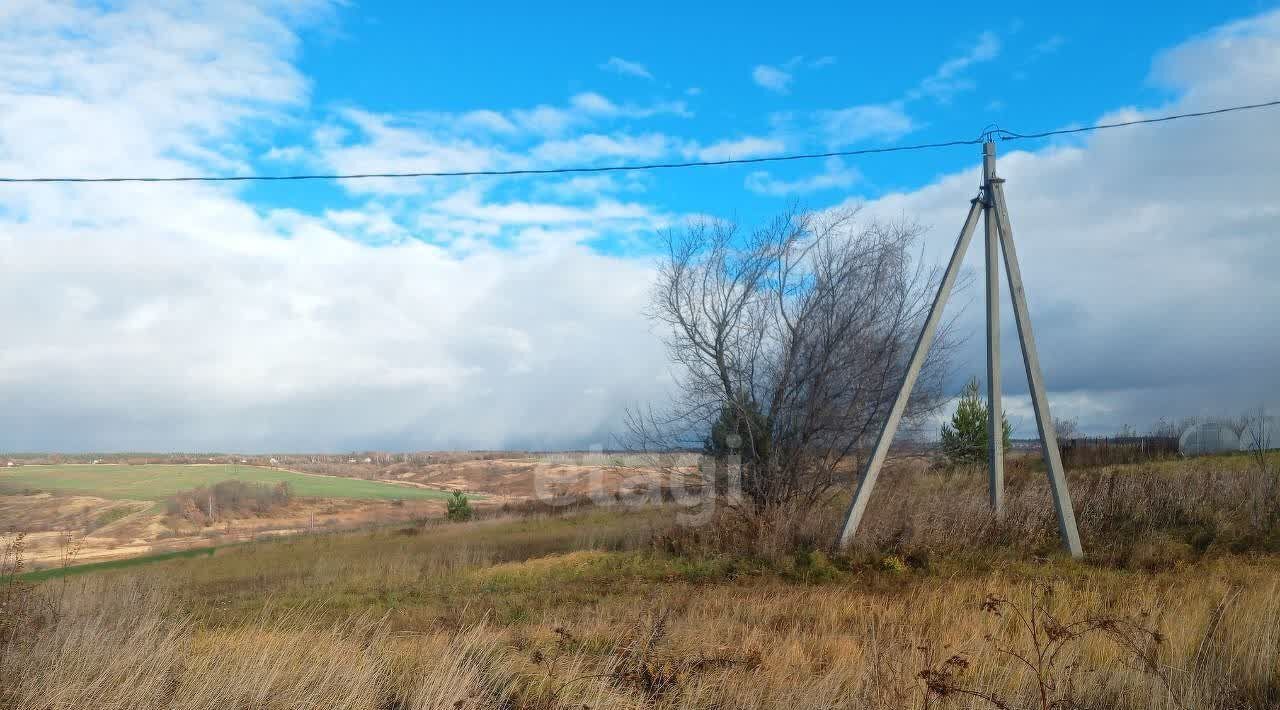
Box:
837;139;1083;558
983;142;1004;515
837;197;983;545
989;178;1083;555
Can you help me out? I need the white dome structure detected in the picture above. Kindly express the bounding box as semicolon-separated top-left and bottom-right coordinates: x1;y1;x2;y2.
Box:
1238;417;1280;452
1178;422;1240;456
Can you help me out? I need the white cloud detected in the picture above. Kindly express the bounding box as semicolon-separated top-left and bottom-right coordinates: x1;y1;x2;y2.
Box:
0;0;321;182
745;158;861;196
752;64;793;93
908;30;1001;102
691;136;786;161
570;92;618;114
534;174;648;200
842;12;1280;435
312;108;515;195
434;189;660;227
568;92;690;119
806;32;993;146
816;103;915;146
510;104;578;136
505;93;688;137
600;56;653;80
329;92;689;146
296;93;691;197
0;0;673;451
262;145;307;162
1033;35;1065;57
752;56;836;94
512;93;687;135
457;109;519;134
4;2;1278;451
532;132;673;164
0;202;670;450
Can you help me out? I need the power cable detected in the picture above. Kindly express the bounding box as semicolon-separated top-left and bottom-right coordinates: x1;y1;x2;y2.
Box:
994;99;1280;141
0;138;984;184
0;98;1277;184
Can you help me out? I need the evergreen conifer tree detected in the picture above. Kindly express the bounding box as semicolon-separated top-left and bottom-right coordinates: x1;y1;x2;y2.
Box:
941;377;1012;464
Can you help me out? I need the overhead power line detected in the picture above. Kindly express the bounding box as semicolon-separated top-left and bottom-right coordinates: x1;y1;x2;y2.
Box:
1;98;1277;185
993;98;1280;140
0;137;985;184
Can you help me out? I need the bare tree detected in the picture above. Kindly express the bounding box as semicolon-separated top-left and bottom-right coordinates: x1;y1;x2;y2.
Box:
1241;406;1274;474
1148;417;1180;439
628;207;957;514
1054;416;1080;442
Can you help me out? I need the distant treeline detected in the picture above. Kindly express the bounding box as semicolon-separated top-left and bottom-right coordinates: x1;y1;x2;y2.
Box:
1;451;518;467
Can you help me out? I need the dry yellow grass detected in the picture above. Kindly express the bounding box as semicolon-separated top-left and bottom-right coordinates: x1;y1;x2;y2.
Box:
3;456;1279;709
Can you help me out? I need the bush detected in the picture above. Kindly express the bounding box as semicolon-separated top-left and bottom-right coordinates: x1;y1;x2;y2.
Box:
792;549;841;582
164;480;293;525
446;491;474;522
879;554;908;574
653;499;843;564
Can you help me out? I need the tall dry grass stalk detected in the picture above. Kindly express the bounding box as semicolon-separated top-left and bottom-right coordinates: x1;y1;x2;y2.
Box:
3;458;1279;709
848;455;1280;566
654;454;1280;570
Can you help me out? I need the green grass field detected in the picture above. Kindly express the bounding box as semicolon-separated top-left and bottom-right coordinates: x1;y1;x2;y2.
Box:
17;546;220;582
0;463;454;501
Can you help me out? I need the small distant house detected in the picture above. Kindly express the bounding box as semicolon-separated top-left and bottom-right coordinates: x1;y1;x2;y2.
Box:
363;457;373;464
269;457;279;465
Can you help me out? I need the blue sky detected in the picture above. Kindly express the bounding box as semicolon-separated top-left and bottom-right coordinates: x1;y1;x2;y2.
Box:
0;1;1277;451
242;1;1256;220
